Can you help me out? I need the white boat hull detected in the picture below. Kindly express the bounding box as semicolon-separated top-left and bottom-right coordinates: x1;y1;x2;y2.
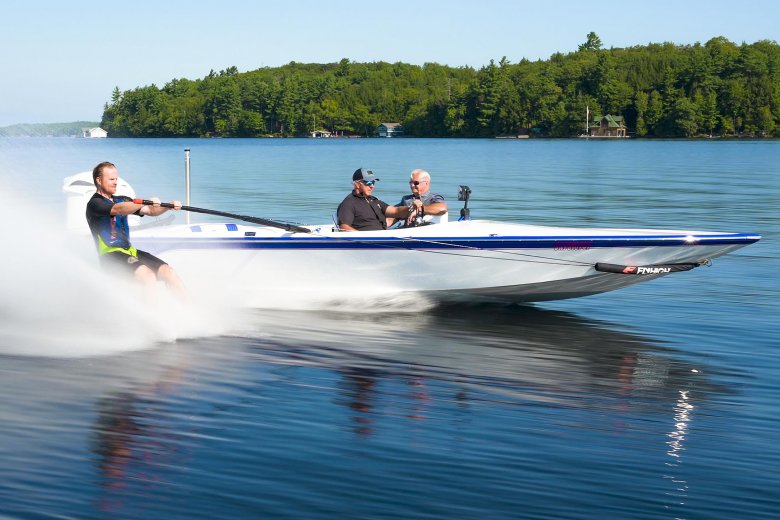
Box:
129;220;760;306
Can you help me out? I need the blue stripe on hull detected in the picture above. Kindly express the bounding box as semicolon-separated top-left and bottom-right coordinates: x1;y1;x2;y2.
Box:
134;233;761;252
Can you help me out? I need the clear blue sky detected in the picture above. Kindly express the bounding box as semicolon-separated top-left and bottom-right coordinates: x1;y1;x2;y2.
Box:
1;0;777;126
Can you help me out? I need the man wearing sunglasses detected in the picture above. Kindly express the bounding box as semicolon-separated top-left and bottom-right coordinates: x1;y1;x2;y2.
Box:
388;169;448;228
337;168;413;231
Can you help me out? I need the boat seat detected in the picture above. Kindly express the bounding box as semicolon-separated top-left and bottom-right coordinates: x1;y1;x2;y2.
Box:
424;211;448;224
389;211;449;230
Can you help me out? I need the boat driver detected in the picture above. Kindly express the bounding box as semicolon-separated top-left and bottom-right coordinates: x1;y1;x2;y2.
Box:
336;168;418;231
387;168;448;228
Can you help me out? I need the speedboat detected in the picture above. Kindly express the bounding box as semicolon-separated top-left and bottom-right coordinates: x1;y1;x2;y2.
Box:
63;172;761;306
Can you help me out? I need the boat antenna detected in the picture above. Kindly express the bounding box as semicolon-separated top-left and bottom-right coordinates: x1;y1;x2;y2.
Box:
458;185;471;221
184;148;191;225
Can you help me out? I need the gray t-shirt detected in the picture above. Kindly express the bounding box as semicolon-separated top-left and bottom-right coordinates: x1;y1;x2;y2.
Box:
396;191;445;208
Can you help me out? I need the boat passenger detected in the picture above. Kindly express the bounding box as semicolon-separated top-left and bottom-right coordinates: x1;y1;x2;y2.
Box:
336;168;417;231
388;168;448;228
86;161;187;300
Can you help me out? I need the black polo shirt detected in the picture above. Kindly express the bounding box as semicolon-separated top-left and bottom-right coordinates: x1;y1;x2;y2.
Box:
337;191;389;231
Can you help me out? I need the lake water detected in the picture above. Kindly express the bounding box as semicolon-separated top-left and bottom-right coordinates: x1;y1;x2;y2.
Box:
1;137;778;519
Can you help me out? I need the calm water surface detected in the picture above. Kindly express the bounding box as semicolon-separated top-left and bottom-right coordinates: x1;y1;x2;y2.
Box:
1;138;778;519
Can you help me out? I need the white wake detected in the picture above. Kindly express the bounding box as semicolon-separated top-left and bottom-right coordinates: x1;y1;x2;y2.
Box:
0;190;240;357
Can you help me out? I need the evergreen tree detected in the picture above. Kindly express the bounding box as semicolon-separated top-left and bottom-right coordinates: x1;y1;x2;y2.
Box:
578;32;603;52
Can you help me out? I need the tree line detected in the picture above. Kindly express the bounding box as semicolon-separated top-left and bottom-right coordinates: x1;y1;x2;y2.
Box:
101;34;780;138
0;121;100;137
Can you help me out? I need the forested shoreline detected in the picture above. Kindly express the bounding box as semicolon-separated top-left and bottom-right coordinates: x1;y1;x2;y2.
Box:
0;121;99;137
101;35;779;138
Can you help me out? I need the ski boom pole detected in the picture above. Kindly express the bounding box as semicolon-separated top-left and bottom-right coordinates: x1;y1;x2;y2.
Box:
132;199;312;233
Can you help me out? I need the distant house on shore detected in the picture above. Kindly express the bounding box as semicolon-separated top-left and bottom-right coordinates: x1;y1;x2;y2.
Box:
82;127;107;138
377;122;403;138
310;129;332;138
589;115;627;138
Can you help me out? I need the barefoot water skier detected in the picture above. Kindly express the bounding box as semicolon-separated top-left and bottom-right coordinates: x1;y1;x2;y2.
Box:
86;161;187;300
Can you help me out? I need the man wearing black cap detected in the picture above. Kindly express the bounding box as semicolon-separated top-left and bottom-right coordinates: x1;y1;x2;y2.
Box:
336;168;417;231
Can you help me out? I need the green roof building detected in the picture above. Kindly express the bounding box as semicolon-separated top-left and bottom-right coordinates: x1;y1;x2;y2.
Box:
589;115;628;138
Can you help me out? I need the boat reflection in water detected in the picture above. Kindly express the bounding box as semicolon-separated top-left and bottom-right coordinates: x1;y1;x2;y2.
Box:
40;305;721;512
234;304;725;434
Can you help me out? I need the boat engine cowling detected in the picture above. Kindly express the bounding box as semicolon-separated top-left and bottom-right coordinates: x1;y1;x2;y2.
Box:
62;171;139;234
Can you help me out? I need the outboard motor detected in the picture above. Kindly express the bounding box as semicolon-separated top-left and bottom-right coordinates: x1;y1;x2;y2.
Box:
62;171;139;234
458;185;471;221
